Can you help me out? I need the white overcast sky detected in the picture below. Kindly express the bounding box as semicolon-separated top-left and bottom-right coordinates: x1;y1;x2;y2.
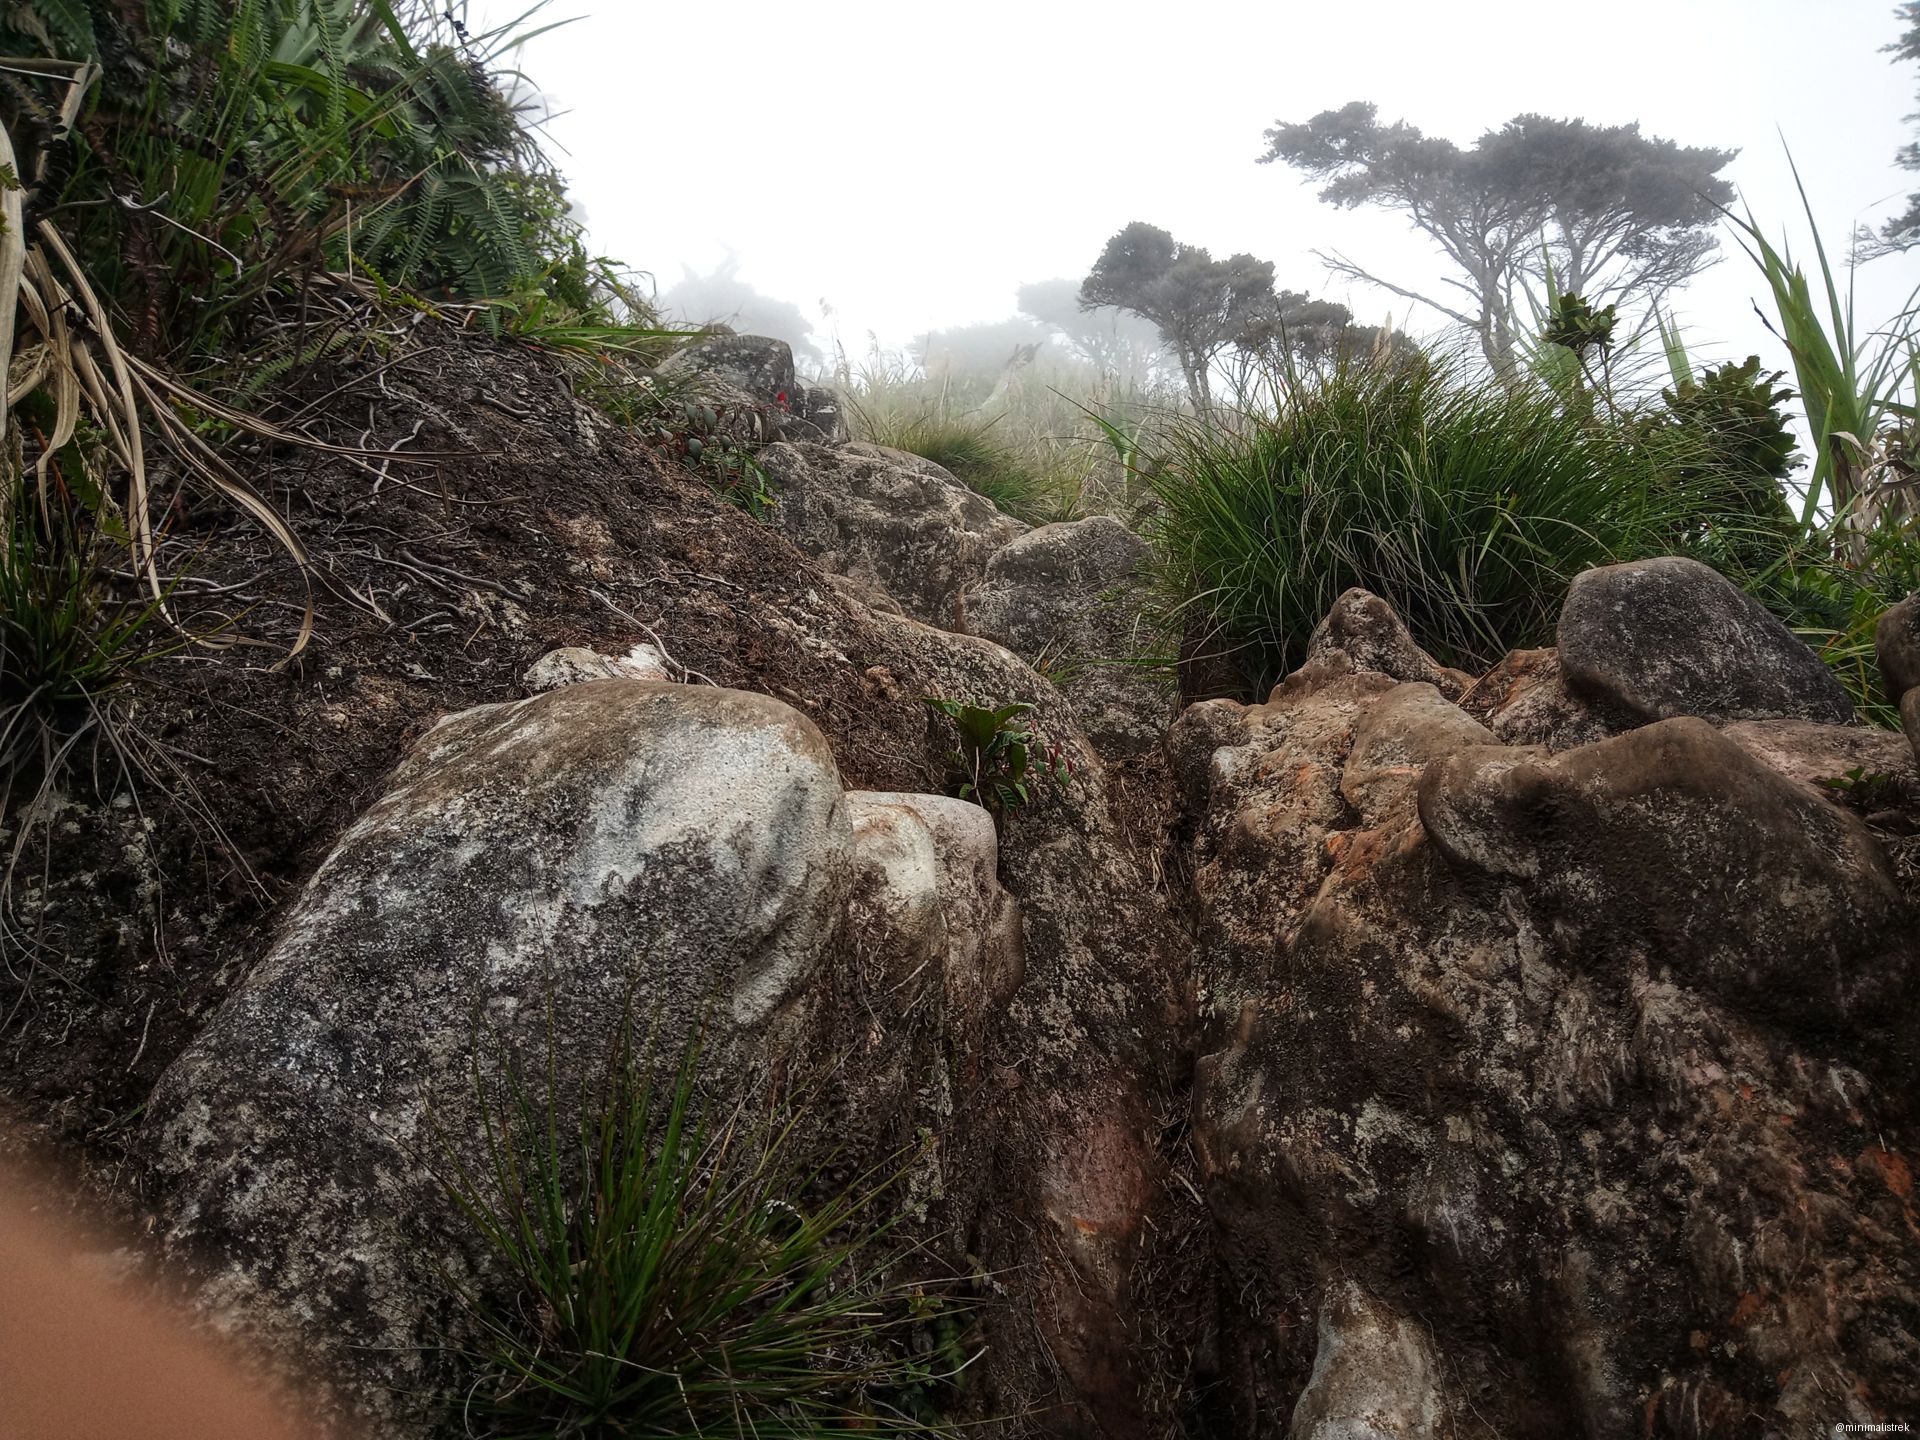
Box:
473;0;1917;380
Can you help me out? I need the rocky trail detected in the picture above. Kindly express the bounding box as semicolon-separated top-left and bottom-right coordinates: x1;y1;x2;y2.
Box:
5;334;1919;1439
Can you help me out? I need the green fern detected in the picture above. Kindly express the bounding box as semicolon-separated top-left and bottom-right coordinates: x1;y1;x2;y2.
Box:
3;0;95;56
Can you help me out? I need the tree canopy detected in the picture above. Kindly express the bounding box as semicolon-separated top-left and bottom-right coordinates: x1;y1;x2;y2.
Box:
1259;103;1735;374
1015;278;1170;387
1078;223;1278;406
658;258;823;366
1870;2;1920;254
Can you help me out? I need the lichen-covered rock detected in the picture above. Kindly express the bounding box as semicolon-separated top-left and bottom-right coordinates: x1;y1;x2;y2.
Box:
1288;1283;1448;1440
652;334;840;442
1298;588;1472;699
1421;718;1912;1039
1719;716;1920;802
796;381;849;442
845;791;1024;1063
1877;593;1920;701
760;441;1026;628
1558;555;1853;724
1459;646;1628;750
521;642;669;691
657;333;798;407
1185;597;1920;1436
963;515;1171;755
142;682;861;1431
1164;697;1252;814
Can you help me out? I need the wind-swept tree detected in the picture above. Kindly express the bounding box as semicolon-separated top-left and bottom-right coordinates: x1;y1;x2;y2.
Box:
1866;2;1920;255
1259;103;1735;375
1015;277;1170;387
1079;223;1277;407
659;257;823;365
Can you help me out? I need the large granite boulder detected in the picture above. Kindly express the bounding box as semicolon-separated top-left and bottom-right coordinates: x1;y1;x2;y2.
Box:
1181;589;1920;1439
1719;716;1920;804
761;441;1026;628
1558;555;1852;724
1421;718;1911;1037
1459;646;1630;751
140;680;1021;1435
1296;587;1472;699
653;334;844;442
1877;593;1920;702
962;515;1172;755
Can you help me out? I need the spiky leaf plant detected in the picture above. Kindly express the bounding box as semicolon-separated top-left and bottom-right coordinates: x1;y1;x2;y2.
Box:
437;1028;968;1439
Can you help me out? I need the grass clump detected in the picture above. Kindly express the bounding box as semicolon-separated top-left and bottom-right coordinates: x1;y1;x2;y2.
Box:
439;1028;967;1439
1145;357;1725;692
0;472;167;790
858;408;1051;521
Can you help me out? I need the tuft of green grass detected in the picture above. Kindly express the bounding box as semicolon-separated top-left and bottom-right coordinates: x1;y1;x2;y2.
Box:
1141;357;1733;693
0;483;164;782
858;409;1053;521
437;1026;969;1439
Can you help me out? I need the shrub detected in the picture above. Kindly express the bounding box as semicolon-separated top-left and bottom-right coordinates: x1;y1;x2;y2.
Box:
438;1028;964;1438
1143;357;1727;692
3;0;601;360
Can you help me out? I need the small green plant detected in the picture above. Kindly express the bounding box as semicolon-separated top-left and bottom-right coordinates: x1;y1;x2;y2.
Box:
642;392;781;518
920;697;1073;814
438;1025;964;1438
0;479;165;782
1541;290;1622;413
1821;765;1896;801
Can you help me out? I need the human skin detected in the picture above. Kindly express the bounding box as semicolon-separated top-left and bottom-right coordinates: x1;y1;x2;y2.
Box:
0;1162;320;1440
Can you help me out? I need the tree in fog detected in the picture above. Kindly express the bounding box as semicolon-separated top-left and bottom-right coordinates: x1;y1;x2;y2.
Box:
1079;222;1277;407
1866;2;1920;255
1015;277;1170;386
1259;103;1734;375
657;256;822;365
912;316;1051;380
1231;291;1414;376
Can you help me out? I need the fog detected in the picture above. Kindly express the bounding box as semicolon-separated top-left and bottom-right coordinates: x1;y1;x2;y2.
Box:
474;0;1915;383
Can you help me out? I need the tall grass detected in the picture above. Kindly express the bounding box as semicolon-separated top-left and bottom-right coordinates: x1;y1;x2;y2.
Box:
438;1027;966;1439
856;407;1055;520
1144;358;1729;692
836;337;1176;524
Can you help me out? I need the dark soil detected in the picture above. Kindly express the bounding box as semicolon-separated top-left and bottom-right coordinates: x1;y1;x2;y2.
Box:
0;322;948;1199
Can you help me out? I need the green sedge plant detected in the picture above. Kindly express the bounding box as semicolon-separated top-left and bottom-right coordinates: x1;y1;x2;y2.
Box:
1709;161;1920;721
437;1023;969;1439
1721;154;1919;539
1139;353;1730;693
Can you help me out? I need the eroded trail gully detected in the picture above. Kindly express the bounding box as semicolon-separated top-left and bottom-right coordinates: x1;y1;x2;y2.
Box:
6;334;1918;1439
